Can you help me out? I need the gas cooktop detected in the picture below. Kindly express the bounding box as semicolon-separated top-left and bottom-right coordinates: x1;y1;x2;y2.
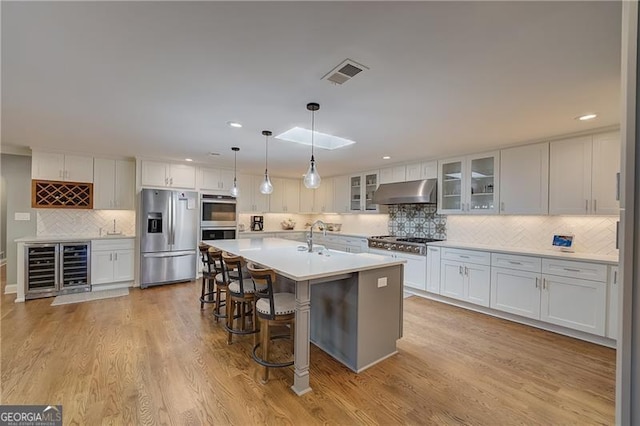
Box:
367;235;443;255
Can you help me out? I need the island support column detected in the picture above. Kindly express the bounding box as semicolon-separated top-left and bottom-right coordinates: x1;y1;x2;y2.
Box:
292;279;312;395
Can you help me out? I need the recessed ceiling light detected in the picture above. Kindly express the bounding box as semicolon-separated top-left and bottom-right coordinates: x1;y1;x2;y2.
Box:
275;127;356;150
227;121;242;128
382;156;391;160
576;113;597;121
185;158;193;162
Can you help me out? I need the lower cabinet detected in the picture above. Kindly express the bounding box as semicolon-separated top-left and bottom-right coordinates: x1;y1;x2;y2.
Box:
91;239;135;285
369;248;426;291
426;246;441;293
490;267;541;320
540;273;606;336
440;248;491;307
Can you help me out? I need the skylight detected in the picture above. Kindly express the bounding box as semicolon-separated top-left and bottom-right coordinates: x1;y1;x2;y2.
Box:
275;127;356;150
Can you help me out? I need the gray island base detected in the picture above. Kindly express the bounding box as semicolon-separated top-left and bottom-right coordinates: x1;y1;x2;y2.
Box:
205;238;405;395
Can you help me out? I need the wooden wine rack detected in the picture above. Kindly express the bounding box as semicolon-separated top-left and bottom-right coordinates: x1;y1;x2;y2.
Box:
32;180;93;209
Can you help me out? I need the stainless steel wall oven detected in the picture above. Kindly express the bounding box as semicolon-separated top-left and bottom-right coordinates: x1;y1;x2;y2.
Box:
200;194;237;227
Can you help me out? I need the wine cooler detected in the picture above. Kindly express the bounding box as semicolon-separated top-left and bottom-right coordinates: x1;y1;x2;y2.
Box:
25;242;91;300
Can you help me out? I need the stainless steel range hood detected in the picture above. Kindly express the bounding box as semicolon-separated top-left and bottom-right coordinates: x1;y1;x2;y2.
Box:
372;179;437;205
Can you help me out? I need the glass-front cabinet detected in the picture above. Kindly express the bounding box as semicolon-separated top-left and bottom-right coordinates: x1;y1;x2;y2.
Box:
438;152;499;215
349;171;379;212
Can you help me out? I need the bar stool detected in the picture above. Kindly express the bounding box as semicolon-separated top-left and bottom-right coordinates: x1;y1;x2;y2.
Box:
198;243;216;309
222;253;262;345
247;262;295;384
207;248;228;322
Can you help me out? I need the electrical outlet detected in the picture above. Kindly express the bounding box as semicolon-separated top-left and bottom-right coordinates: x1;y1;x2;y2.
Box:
14;212;30;221
377;277;387;288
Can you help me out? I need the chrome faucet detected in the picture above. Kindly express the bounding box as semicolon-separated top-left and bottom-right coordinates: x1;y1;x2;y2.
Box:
307;220;327;252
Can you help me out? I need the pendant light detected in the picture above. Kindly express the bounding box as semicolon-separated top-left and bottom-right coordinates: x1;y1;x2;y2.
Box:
303;102;321;189
230;146;240;197
259;130;274;194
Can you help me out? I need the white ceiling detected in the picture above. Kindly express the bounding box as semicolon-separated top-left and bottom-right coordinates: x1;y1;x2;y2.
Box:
1;1;622;178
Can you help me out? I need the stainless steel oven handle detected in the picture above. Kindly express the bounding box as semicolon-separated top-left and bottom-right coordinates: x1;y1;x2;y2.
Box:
143;251;195;258
201;199;237;205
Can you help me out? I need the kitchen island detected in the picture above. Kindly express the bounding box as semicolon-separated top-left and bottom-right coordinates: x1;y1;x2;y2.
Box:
205;237;405;395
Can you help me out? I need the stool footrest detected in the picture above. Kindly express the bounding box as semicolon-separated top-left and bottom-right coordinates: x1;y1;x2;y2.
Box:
252;336;294;368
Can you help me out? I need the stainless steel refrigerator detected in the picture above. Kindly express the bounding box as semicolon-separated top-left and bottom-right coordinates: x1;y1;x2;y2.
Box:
140;188;198;288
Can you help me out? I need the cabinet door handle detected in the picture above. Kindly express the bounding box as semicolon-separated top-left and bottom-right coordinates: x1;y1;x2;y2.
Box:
564;268;581;273
459;266;463;275
109;253;113;261
593;199;597;213
613;270;618;284
585;199;589;212
464;266;469;276
542;278;547;290
535;277;539;288
508;261;522;265
616;172;621;201
459;255;469;259
165;177;169;185
501;201;505;212
170;177;173;185
114;252;118;261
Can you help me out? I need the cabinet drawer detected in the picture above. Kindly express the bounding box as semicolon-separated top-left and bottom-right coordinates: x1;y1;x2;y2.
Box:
542;258;607;282
441;248;490;265
491;253;541;273
91;239;135;251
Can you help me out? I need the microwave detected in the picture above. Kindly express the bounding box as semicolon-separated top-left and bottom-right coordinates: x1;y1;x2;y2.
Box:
200;194;237;227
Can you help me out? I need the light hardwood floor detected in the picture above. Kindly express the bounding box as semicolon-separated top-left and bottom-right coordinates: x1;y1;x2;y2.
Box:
1;267;615;425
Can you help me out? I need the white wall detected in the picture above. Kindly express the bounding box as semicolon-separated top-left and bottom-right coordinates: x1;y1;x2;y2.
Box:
1;154;37;285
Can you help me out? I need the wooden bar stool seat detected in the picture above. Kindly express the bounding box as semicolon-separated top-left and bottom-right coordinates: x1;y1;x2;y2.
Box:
247;262;295;384
222;253;262;344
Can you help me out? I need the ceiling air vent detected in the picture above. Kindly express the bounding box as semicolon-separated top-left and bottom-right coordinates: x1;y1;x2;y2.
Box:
322;59;369;85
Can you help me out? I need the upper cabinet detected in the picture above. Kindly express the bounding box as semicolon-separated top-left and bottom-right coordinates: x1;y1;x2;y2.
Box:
333;175;351;213
405;160;437;181
499;142;549;215
141;160;196;189
237;174;269;213
379;166;406;184
349;171;379;212
298;178;334;213
32;151;94;183
93;159;135;210
549;131;620;215
269;178;300;213
438;152;500;215
200;167;235;192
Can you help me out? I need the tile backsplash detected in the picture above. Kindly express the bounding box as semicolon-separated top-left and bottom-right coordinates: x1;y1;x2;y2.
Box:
37;210;136;237
387;204;447;239
446;215;618;255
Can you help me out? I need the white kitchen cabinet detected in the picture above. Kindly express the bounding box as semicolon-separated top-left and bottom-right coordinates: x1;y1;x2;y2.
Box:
549;131;620;215
406;160;438;181
237;174;269;213
93;158;135;210
426;246;441;293
440;248;491;306
141;160;196;189
333;175;351;213
91;239;134;285
349;171;379;212
607;265;619;339
32;151;94;183
200;167;235;191
491;267;542;320
369;248;426;290
269;178;300;213
299;184;315;213
438;152;499;215
499;142;549;215
315;178;335;213
379;166;406;184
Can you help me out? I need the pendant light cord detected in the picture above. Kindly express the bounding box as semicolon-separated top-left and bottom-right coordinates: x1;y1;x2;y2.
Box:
265;133;269;173
311;109;315;160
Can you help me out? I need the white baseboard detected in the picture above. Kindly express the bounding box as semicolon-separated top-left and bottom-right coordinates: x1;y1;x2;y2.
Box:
4;284;17;294
14;296;25;303
92;282;133;292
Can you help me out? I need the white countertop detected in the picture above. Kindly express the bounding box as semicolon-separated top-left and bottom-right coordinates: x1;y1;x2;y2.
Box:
204;237;403;281
427;241;619;265
15;234;135;243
